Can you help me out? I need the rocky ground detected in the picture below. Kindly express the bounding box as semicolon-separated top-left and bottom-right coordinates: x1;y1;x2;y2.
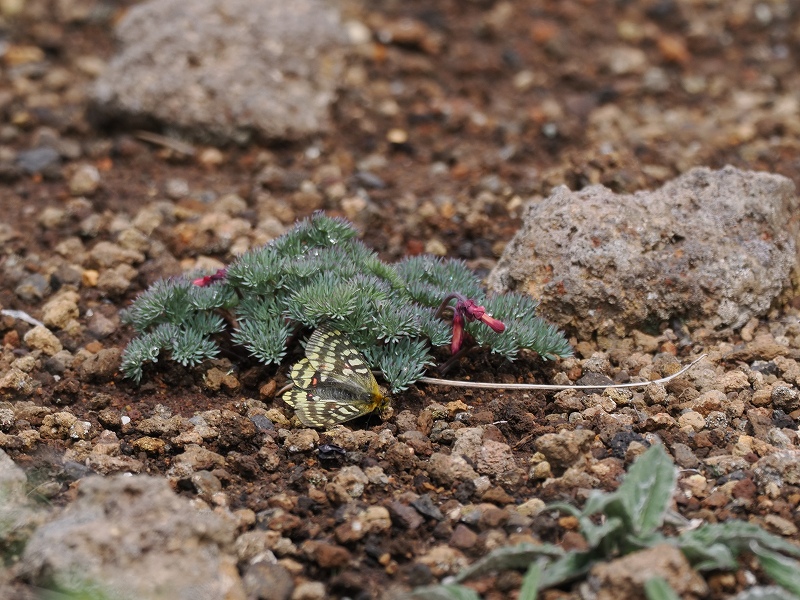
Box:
1;0;800;599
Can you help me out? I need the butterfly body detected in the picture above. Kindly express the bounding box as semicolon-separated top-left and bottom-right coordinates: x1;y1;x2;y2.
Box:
283;326;390;428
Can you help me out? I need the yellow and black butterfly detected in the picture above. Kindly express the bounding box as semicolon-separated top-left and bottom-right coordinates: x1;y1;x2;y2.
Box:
283;326;391;428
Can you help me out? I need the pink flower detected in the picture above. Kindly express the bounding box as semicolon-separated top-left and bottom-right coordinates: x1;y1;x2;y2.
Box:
443;294;506;354
192;268;227;287
451;313;465;355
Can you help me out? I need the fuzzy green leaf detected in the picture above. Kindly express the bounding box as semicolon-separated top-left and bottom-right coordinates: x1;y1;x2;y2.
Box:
169;328;220;366
518;561;543;600
231;317;291;365
731;587;800;600
752;546;800;596
452;543;564;583
615;444;676;537
676;521;800;567
537;550;596;589
372;337;434;392
674;535;738;571
407;585;481;600
644;577;682;600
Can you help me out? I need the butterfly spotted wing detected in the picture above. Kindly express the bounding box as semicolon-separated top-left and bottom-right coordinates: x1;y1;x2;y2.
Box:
283;326;389;428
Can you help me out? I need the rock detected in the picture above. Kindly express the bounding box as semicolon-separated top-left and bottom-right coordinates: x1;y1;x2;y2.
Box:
332;465;369;497
15;274;50;301
91;0;347;143
488;166;798;337
0;450;44;555
677;410;706;432
771;386;800;412
516;498;546;517
87;311;119;339
476;439;524;486
283;429;319;453
451;426;484;460
0;368;36;396
130;436;165;456
242;561;294;600
589;543;708;600
89;241;145;268
410;494;443;521
725;333;788;361
173;444;227;471
39;411;78;439
415;545;468;577
426;451;479;487
534;429;596;470
165;177;190;199
41;293;80;329
763;514;798;537
334;505;392;543
291;581;326;600
69;163;101;196
449;523;478;549
753;450;800;488
19;475;244;599
23;325;62;356
387;500;425;530
78;348;121;381
16;146;60;175
302;540;351;568
670;442;699;468
235;530;293;562
203;367;241;393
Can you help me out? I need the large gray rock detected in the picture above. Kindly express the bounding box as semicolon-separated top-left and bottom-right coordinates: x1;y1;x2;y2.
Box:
19;475;244;600
488;166;798;338
0;450;44;554
91;0;347;143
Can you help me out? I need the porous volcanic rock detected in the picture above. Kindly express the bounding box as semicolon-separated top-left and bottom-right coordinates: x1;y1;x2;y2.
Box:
488;166;798;338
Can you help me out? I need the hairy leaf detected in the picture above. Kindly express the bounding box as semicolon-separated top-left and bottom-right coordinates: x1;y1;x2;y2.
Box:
752;546;800;596
731;586;800;600
452;543;564;583
518;561;543;600
644;577;682;600
407;585;481;600
616;444;677;536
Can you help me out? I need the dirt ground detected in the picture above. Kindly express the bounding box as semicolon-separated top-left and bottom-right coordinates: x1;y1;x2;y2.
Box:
2;0;800;598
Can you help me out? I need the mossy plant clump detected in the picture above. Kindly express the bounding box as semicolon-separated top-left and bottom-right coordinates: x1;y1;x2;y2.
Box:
120;212;572;390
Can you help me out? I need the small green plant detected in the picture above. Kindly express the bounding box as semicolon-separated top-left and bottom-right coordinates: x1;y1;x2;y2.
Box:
410;444;800;600
120;212;572;390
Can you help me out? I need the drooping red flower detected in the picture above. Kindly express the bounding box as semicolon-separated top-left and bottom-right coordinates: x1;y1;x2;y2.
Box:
451;312;465;355
192;267;227;287
444;294;506;354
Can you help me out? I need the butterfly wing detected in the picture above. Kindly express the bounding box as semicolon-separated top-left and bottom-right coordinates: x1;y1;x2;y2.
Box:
283;383;379;428
284;326;387;428
303;326;381;397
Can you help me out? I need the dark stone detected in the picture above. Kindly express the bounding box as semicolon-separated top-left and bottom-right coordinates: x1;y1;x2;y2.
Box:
387;501;424;530
608;429;648;459
17;147;61;174
410;494;443;521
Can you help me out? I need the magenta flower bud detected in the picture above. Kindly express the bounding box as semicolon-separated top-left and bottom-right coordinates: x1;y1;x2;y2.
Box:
451;313;465;354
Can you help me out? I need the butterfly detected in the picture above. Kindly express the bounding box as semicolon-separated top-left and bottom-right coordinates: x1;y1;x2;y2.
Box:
283;325;391;428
